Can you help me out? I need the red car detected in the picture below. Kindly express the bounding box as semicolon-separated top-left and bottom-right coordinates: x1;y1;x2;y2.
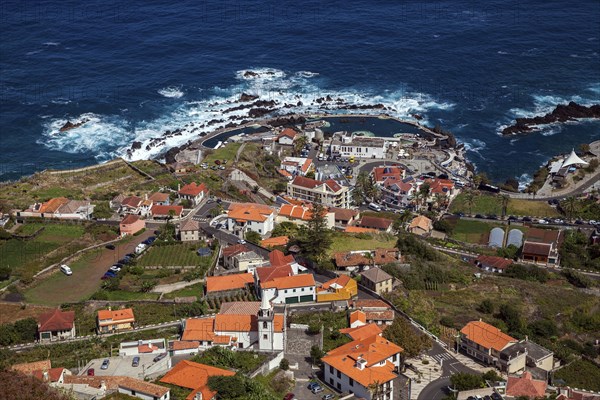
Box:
214;160;221;165
87;368;95;376
283;394;295;400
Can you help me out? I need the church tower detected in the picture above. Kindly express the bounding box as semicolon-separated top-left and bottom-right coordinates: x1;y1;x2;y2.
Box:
258;292;274;351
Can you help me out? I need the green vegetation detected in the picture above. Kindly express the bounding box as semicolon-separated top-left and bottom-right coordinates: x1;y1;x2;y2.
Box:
449;192;559;217
554;359;600;392
191;346;267;374
382;317;432;369
449;372;485;391
560;230;600;271
162;282;204;299
0;317;38;346
207;373;279;400
235;143;289;193
0;369;73;400
137;243;209;267
288;311;350;352
448;218;504;244
295;203;333;264
328;232;397;256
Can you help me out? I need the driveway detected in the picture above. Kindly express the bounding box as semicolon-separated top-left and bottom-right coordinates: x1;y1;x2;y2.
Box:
25;230;154;305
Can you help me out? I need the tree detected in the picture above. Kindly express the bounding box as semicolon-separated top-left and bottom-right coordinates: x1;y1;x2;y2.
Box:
207;375;246;399
382;317;432;370
498;303;524;336
464;191;476;215
579;143;591;155
449;372;484;391
433;219;453;234
478;299;495;314
562;196;578;221
13;318;37;343
244;230;261;243
0;265;10;281
310;345;324;366
305;170;315;179
293;135;308;156
298;203;332;264
500;194;510;218
279;358;290;370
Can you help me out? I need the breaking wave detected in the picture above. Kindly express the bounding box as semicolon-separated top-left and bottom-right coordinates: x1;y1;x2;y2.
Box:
158;86;185;98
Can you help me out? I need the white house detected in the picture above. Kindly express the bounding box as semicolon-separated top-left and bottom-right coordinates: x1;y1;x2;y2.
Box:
226;203;276;236
178;182;209;205
260;274;316;304
276;128;298;145
330;132;388;159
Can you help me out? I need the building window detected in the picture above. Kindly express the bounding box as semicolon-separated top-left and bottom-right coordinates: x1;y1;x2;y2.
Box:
329;378;333;385
337;370;341;379
263;321;267;329
301;288;305;291
293;289;296;293
329;365;333;373
263;334;268;339
284;289;288;293
131;391;136;395
337;383;341;390
349;377;354;386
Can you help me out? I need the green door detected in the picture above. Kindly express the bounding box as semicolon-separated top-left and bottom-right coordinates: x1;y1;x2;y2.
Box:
285;296;299;304
299;295;313;303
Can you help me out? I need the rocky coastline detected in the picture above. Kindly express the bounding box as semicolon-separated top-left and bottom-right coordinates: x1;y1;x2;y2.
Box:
502;101;600;135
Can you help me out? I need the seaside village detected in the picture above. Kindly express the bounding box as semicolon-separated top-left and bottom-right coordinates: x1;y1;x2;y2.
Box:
3;121;600;400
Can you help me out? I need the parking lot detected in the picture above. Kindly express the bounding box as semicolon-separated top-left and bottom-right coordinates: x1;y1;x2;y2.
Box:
80;354;171;380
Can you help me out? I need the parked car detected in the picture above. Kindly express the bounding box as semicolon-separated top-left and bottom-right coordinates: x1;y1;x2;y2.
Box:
214;160;221;165
60;264;73;276
283;394;295;400
522;216;532;222
87;368;95;376
105;244;116;250
109;266;122;273
153;353;167;362
322;395;334;400
126;253;136;259
237;239;246;245
311;386;324;394
538;219;549;224
219;165;226;170
132;356;140;367
101;359;110;370
147;236;156;242
307;382;320;390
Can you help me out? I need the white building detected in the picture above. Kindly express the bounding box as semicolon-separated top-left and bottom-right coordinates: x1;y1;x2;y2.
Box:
280;156;314;176
330;132;389;159
260;274;316;304
226;203;276;236
322;333;403;400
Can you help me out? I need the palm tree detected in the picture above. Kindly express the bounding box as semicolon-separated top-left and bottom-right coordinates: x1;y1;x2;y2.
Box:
293;135;308;156
464;191;476;216
563;196;578;221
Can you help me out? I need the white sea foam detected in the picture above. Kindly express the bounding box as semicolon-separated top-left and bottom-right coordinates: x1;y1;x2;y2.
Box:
463;138;487;154
497;51;508;55
41;67;453;162
43;42;60;46
517;173;532;190
26;50;43;56
158;86;185;98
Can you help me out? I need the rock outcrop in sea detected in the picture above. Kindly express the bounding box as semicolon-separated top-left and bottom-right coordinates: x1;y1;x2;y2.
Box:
502;102;600;135
59;119;89;132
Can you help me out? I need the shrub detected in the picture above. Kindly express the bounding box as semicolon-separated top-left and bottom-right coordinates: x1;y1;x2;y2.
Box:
279;358;290;371
478;299;495;314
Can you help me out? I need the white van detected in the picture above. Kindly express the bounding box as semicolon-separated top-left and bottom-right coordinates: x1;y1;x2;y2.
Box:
60;264;73;276
368;203;382;212
318;153;324;161
135;243;147;254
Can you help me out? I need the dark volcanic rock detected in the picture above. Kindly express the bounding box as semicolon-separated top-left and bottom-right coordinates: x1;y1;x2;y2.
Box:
164;145;182;164
131;141;142;150
268;116;306;127
502;102;600;135
59;118;89;132
243;71;258;78
249;108;271;118
240;93;259;102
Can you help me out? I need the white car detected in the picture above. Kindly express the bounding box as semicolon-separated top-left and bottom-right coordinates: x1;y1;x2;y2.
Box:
237;239;246;244
60;265;73;275
538;219;549;224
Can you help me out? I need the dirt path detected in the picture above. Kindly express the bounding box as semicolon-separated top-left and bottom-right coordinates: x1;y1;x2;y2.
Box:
24;231;154;305
152;278;203;294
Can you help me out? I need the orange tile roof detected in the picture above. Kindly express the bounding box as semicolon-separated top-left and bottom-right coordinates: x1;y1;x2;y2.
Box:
138;344;159;353
278;169;293;178
320;274;353;290
279;204;313;221
38;309;75;332
322;335;402;387
349;310;366;325
372;166;404;183
151;204;184;217
121;196;142;208
215;314;255;332
179;182;208;197
39;197;69;213
334;251;373;268
353;299;391;310
365;310;395;321
340;323;383;341
171;340;200;350
359;216;393;230
291;175;322;189
476;255;513;271
261;236;289;248
148;192;170;202
425;178;455;194
160;360;234;400
261;274;316;290
97;308;135;322
213;335;233;344
120;214;141;225
228;203;274;222
256;265;293;283
301;158;313;173
182;318;215;341
31;367;66;383
506;372;547;398
269;249;295;267
461;320;516;352
344;226;378;234
206;273;254;293
409;215;432;231
277;128;298;140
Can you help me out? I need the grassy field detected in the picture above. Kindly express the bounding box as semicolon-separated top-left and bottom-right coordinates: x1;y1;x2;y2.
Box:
0;223;88;277
162;282;204;299
137;243;208;267
328;232;397;256
554;359;600;392
447;219;528;244
449;192;560;218
203;142;242;165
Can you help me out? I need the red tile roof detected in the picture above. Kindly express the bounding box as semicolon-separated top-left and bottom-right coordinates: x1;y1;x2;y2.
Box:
269;249;295;267
353;299;391;310
340;323;383;340
39;197;70;213
228;203;274;222
148;192;170;202
222;243;250;258
359;216;393;230
325;179;342;192
461;320;516;352
171;340;200;351
206;273;254;293
120;214;141;225
121;196;142;208
255;264;293;283
179;182;208;197
260;274;316;290
372;166;404;183
38;309;75;332
151;204;184;217
97;308;135;322
277;128;298;140
476;255;513;271
330;207;359;222
506;372;547;398
291;175;322;189
31;367;66;383
261;236;289;248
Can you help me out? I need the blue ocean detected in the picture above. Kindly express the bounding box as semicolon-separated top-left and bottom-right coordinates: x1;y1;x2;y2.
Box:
1;0;599;184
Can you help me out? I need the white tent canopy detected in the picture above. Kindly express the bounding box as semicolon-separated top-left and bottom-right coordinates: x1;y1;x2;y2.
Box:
562;149;588;168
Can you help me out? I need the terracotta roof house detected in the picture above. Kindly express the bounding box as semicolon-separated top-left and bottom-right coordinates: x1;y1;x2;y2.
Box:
333;248;399;272
161;361;234;400
120;196;143;213
360;267;394;295
408;215;433;236
520;228;563;267
280;156;314;177
12;360;71;384
97;308;135;334
226;202;275;236
340;322;383;340
506;371;547;399
120;214;145;236
260;274;316;304
460;320;518;368
372;166;405;184
255;264;293;285
330;207;360;226
316;274;358;302
179;219;201;241
205;273;254;297
178;182;208;205
37;309;75;342
476;255;513;273
261;235;289;248
269;249;296;268
322;333;403;400
222;244;266;272
358;216;394;233
556;387;600;400
20;197;95;220
150;204;184;219
148;192;170;205
352;300;395;326
276;204;335;228
276;128;298;145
